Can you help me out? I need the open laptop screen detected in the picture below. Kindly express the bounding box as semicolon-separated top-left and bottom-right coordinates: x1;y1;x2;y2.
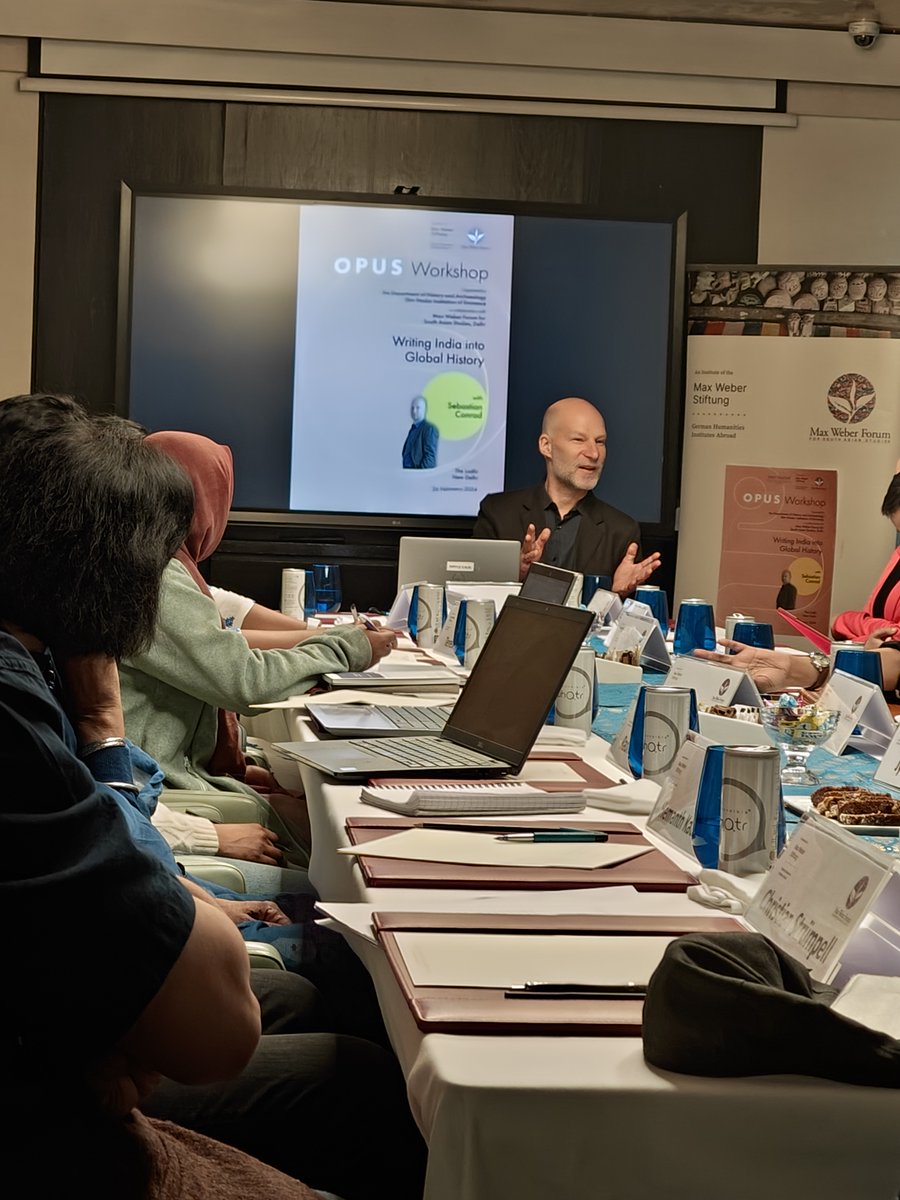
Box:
445;596;593;765
519;562;578;605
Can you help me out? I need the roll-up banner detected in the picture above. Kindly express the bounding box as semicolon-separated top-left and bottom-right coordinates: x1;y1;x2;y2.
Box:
675;267;900;640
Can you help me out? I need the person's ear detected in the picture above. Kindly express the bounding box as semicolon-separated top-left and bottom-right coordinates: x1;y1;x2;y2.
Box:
538;432;552;462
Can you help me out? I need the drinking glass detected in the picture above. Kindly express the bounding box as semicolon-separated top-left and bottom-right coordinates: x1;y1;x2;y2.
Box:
313;563;342;613
760;693;839;786
303;568;317;618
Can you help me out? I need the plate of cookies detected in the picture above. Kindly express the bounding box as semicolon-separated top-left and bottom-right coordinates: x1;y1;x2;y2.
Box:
785;787;900;835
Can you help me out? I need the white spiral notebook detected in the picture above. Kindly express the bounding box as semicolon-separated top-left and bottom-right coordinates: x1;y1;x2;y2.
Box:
359;783;587;816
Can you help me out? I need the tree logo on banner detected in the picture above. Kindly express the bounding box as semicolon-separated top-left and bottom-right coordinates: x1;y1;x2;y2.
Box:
826;373;876;424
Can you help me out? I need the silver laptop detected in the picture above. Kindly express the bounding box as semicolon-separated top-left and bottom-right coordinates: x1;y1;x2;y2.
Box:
306;701;455;738
397;536;520;589
277;597;594;778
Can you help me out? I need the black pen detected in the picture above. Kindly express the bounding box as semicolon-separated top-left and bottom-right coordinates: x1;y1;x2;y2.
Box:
420;823;591;835
505;982;646;1000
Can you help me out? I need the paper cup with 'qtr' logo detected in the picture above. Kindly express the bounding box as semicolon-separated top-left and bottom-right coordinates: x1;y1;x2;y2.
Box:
280;568;305;619
409;584;445;648
553;647;598;733
453;598;495;667
718;745;783;875
629;685;698;780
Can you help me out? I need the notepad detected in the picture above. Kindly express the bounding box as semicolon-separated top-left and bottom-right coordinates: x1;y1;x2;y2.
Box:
392;931;675;988
360;783;587;816
338;827;653;870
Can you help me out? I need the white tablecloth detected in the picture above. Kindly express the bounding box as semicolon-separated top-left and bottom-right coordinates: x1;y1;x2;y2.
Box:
245;704;900;1200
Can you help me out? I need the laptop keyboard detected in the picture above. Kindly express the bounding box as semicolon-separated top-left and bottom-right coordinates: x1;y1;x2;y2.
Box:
383;705;453;731
349;736;500;767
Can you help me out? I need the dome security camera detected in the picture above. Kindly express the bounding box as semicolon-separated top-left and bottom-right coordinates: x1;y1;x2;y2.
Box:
848;18;881;48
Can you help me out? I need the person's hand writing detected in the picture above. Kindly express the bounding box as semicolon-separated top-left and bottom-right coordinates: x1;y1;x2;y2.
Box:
864;626;899;651
216;823;284;866
59;653;126;746
694;641;819;694
611;543;662;596
365;629;398;664
519;524;551;581
214;898;291;926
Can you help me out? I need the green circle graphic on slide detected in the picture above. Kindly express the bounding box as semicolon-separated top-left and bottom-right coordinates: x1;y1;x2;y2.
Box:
423;373;488;441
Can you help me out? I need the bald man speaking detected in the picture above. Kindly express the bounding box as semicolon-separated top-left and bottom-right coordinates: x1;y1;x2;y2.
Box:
473;397;660;594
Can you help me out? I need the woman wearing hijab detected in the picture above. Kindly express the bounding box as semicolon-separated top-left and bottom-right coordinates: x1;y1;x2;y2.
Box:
119;431;395;867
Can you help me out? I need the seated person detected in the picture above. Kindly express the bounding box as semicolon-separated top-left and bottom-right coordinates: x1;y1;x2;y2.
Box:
695;632;900;698
832;461;900;641
0;406;309;1198
0;401;426;1199
119;430;396;861
473;396;660;593
212;584;312;648
0;397;307;885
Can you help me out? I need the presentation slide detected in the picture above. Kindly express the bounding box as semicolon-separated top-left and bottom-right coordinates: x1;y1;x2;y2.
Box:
289;205;514;515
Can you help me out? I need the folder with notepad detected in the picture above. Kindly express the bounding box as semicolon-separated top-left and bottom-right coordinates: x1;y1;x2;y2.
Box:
360;783;587;816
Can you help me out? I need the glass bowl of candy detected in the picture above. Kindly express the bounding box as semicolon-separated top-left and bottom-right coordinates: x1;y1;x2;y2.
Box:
760;692;839;785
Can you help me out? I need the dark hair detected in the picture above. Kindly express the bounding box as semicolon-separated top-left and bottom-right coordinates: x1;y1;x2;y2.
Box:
0;401;193;657
881;472;900;518
0;392;90;439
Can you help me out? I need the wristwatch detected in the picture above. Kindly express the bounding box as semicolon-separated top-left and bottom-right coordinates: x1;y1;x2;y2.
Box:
806;650;830;689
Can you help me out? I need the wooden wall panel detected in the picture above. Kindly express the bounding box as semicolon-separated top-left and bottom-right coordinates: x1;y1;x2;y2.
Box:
34;95;225;408
33;93;762;607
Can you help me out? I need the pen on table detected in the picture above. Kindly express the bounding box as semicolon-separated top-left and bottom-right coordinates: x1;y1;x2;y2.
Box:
504;982;646;1000
496;831;609;843
420;823;594;835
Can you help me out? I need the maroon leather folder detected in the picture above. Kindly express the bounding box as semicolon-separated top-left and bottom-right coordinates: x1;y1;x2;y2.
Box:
345;817;697;891
373;911;745;1035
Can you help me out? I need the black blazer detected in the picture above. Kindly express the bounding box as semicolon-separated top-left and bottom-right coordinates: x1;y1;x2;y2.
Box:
472;484;641;578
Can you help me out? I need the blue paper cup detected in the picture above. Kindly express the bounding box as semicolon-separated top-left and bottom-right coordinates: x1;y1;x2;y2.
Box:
635;585;669;633
729;620;775;651
673;599;716;656
833;647;884;689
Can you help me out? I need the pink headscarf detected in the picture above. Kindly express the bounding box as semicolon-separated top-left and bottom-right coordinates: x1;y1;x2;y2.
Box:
146;431;244;779
145;430;234;595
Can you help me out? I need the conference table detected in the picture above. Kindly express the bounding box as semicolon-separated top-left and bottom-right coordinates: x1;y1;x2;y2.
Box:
247;695;900;1200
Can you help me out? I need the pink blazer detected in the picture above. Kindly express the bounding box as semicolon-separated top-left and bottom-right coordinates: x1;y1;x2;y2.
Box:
832;546;900;640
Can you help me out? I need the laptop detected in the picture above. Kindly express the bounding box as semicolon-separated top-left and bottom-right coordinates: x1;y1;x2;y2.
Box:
397;536;520;590
277;596;594;778
519;562;581;606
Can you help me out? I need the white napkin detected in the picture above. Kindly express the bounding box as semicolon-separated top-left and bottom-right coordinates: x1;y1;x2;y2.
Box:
686;868;764;914
534;726;589;747
582;778;659;815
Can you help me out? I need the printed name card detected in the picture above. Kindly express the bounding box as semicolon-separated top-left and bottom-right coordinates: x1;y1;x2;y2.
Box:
873;722;900;791
621;601;671;672
587;589;622;624
745;812;893;982
664;655;762;708
819;671;892;756
646;731;712;857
